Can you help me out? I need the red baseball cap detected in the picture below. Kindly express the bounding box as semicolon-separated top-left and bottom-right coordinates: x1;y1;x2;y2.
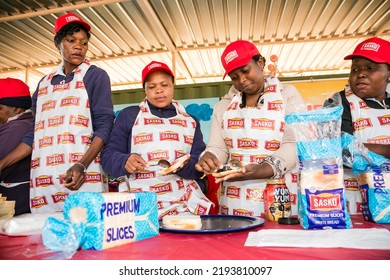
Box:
54;12;91;35
344;37;390;64
0;78;32;108
221;40;260;79
142;61;175;88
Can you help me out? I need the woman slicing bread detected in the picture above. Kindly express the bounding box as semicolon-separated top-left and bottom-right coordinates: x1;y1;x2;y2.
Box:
195;40;306;216
101;61;212;218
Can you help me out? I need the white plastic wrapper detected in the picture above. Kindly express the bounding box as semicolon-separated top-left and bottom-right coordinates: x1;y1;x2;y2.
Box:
0;212;62;236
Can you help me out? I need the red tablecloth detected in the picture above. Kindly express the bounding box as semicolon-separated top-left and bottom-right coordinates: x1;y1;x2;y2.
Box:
1;214;389;260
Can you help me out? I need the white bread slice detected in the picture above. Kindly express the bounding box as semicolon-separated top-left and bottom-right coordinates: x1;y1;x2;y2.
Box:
158;154;190;175
162;215;202;230
211;168;242;178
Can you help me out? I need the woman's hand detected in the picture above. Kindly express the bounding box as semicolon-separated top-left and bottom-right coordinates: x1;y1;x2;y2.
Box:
159;154;190;175
62;162;87;191
124;153;148;174
213;162;275;183
195;152;222;173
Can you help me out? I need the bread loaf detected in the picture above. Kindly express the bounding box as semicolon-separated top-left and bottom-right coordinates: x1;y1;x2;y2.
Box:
162;214;202;230
299;169;343;193
42;192;159;251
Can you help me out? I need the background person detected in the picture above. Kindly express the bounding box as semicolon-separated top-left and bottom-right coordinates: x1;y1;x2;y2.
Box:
101;61;212;218
196;40;305;216
0;12;115;213
0;78;33;216
324;37;390;214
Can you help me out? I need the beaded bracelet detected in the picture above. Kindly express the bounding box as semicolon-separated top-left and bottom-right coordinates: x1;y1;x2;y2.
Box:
263;156;283;179
75;162;87;173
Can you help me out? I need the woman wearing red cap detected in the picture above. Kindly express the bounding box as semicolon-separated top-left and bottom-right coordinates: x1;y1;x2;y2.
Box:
0;78;33;216
0;13;114;213
324;37;390;214
196;40;305;216
101;61;212;218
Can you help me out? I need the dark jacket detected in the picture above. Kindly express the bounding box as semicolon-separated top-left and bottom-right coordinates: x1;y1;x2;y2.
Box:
324;90;390;134
0;111;33;215
101;100;206;190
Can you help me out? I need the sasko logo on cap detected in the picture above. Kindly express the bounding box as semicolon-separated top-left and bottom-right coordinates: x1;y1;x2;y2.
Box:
360;42;380;52
224;50;239;65
65;15;82;23
148;63;163;70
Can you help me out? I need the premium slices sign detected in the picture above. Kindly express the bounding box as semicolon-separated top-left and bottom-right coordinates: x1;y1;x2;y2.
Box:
98;193;159;250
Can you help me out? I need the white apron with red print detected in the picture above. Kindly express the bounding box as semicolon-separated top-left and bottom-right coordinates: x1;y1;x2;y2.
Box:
220;77;298;216
344;87;390;214
127;99;212;218
30;60;107;213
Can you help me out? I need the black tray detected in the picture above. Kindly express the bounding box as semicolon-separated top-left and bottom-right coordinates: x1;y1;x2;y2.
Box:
159;215;265;233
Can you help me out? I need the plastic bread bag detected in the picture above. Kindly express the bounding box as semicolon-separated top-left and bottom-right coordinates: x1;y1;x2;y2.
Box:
357;164;390;224
324;92;388;173
42;192;159;257
42;215;86;258
339;128;390;223
0;212;62;236
340;132;388;174
311;92;388;223
285;105;352;229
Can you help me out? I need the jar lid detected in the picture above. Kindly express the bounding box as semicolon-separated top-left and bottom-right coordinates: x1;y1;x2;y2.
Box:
266;178;286;184
278;217;300;225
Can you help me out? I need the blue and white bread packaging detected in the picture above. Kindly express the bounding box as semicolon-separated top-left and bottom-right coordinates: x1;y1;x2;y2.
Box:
42;192;159;253
285;106;352;229
357;165;390;224
341;133;390;224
